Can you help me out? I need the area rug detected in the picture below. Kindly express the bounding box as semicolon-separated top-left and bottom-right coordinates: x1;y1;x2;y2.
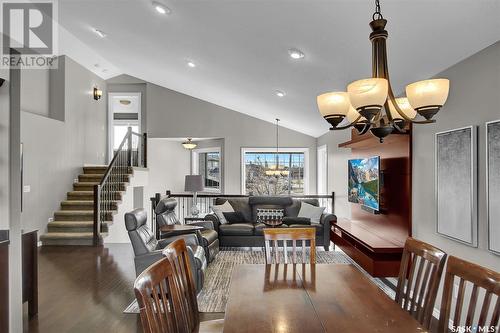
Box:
124;247;397;314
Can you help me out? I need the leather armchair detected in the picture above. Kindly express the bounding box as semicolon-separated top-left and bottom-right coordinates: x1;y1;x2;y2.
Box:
125;208;207;292
155;197;220;263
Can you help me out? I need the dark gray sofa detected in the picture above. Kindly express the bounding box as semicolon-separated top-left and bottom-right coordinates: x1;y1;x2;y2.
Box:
204;196;336;250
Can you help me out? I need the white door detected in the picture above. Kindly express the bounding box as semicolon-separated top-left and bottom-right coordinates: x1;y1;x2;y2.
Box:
317;145;328;194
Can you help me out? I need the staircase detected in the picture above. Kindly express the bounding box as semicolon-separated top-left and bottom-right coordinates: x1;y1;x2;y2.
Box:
40;166;133;246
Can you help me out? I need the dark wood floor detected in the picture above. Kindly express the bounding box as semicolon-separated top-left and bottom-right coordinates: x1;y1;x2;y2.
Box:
26;244;224;332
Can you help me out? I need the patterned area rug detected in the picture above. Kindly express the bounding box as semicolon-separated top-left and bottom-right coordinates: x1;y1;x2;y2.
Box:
124;247;397;314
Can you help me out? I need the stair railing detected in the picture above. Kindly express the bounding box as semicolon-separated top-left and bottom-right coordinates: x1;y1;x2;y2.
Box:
93;127;147;246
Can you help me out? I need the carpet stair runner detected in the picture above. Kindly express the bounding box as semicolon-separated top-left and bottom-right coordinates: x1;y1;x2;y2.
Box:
40;166;132;246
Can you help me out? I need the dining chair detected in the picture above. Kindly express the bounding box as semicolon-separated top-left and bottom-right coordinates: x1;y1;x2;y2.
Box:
134;239;223;333
263;227;316;264
437;256;499;333
395;237;447;329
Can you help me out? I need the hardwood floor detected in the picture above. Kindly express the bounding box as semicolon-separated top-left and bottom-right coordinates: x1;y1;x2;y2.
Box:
25;244;224;333
26;244;141;333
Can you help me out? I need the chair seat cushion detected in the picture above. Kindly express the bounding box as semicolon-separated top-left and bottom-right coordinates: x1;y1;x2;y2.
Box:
200;229;218;246
219;223;254;236
288;224;323;235
254;223;288;235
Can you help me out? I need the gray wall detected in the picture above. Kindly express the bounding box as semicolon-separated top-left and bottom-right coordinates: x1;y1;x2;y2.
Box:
20;55;107;235
145;83;317;194
413;41;500;272
316;130;352;219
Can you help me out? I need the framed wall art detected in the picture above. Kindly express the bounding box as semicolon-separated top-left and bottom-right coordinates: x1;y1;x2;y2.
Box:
435;126;477;246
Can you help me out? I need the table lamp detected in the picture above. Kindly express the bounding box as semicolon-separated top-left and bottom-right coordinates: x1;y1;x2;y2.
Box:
185;175;204;216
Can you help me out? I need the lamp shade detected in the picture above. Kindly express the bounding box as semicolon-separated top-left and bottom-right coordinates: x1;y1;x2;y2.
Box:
182;138;197;150
405;79;449;110
345;106;363;123
317;92;351;117
347;78;388;110
387;97;417;120
184;175;204;192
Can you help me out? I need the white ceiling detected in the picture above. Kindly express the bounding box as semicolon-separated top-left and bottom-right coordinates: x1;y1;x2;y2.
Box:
58;0;500;137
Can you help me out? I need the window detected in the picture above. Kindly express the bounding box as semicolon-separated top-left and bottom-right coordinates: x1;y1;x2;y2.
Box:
241;148;308;195
192;148;222;192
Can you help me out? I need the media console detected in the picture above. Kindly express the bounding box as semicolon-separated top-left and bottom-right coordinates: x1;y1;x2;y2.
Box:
331;219;404;277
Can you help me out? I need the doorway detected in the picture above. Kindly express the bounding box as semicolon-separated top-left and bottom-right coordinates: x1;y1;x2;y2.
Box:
108;93;141;162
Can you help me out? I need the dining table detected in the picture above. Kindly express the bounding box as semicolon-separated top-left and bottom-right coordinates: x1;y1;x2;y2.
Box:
223;263;428;333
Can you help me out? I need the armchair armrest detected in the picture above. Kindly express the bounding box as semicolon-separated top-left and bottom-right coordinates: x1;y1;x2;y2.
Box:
320;213;337;226
320;213;337;251
157;233;200;249
204;214;220;233
187;220;215;231
134;250;164;276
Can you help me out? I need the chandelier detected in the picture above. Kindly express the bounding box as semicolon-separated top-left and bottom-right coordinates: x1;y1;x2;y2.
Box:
265;119;290;176
182;138;197;150
317;0;450;143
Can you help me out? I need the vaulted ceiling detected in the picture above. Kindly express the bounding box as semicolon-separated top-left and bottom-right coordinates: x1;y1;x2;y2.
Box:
58;0;500;137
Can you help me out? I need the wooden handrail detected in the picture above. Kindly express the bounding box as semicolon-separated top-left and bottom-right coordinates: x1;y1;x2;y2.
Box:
93;127;147;246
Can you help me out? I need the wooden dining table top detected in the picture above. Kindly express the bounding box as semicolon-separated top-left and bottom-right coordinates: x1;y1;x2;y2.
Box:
223;264;428;333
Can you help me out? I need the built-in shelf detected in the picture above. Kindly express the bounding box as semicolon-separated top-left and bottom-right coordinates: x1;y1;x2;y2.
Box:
339;129;409;149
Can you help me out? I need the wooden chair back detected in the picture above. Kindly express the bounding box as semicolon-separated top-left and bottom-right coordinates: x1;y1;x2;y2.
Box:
133;239;199;333
438;256;500;333
263;227;316;264
395;237;447;329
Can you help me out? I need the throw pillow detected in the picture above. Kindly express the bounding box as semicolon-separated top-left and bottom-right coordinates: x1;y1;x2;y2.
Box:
282;216;311;226
222;211;246;224
256;208;284;224
297;202;325;224
211;201;234;225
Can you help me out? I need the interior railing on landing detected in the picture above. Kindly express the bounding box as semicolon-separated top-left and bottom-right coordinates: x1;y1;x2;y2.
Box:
150;191;335;240
92;127;147;246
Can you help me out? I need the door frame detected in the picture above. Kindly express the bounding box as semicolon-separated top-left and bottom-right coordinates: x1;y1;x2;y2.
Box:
317;144;328;195
107;92;141;162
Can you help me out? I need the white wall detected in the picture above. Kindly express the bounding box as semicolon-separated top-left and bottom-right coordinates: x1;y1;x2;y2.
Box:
145;82;317;195
146;139;191;198
413;41;500;272
316;130;352;219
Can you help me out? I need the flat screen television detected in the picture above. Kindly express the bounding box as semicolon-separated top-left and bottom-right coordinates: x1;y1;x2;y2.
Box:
348;156;380;211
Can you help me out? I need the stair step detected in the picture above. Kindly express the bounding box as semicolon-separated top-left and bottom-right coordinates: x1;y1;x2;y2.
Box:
54;210;116;221
83;166;134;175
40;232;108;246
47;221;110;233
67;191;123;201
73;182;127;192
79;174;131;183
60;200;119;211
82;166;107;174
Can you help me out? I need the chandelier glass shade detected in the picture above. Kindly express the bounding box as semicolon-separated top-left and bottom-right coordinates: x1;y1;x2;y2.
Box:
182;138;197;150
317;0;450;143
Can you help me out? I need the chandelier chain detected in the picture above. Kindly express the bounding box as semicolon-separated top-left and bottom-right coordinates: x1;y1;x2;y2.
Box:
372;0;383;20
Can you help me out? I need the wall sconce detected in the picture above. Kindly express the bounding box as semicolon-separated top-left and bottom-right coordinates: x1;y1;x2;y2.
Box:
93;87;103;100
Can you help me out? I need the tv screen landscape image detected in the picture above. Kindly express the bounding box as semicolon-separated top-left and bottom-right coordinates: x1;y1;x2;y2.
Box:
348;156;380;211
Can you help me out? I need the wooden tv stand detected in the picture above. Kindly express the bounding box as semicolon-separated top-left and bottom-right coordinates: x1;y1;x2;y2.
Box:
331;219;404;277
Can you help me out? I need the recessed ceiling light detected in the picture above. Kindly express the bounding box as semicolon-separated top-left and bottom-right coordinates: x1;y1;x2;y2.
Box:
288;48;305;60
187;61;196;68
275;90;286;97
93;29;106;38
152;1;170;14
